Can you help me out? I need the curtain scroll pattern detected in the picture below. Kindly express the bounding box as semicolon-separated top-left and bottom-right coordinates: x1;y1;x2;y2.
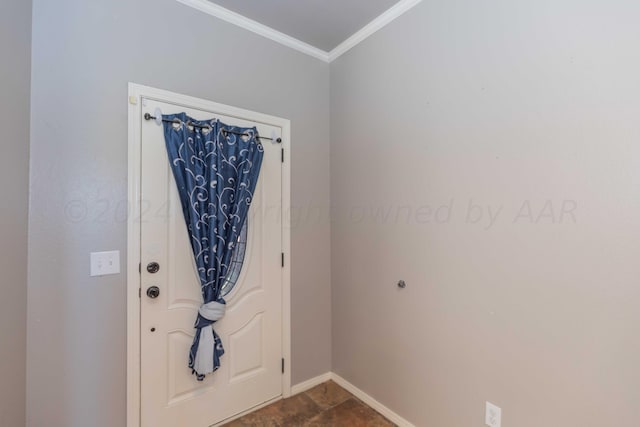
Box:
162;113;264;380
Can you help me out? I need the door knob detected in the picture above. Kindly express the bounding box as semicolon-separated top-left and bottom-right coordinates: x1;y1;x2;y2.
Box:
146;286;160;299
146;262;160;273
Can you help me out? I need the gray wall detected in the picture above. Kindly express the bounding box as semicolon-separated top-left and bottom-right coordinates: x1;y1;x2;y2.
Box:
0;0;31;425
331;0;640;426
27;0;331;426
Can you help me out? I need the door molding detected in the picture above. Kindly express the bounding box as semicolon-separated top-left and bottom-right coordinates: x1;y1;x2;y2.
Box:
126;83;292;427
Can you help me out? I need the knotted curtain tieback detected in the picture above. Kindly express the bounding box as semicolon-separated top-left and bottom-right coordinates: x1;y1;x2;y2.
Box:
192;301;226;376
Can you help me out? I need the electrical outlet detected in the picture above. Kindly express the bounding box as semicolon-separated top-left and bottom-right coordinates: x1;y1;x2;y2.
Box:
485;401;502;427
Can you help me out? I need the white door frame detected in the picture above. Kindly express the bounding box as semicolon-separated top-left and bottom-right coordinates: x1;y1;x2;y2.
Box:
126;83;292;427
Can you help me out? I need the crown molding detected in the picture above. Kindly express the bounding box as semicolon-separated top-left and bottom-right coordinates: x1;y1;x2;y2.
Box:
176;0;423;64
176;0;330;62
328;0;423;62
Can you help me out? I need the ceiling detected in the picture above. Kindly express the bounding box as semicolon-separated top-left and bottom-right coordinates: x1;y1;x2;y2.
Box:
209;0;402;52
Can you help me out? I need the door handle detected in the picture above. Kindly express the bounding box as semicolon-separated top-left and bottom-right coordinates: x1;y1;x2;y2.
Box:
147;262;160;273
146;286;160;299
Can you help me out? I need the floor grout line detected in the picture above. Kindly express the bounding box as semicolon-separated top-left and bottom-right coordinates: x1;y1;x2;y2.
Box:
224;381;395;426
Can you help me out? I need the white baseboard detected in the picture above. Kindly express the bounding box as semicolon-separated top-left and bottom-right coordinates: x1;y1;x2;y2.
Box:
330;373;415;427
290;372;333;395
291;372;415;427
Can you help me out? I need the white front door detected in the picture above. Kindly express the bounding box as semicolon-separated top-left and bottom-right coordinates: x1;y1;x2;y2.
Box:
139;98;283;427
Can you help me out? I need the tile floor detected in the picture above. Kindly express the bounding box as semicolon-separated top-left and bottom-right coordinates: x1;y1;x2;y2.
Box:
223;381;396;426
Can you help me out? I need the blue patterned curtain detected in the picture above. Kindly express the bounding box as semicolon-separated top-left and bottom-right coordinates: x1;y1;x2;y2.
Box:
162;113;264;380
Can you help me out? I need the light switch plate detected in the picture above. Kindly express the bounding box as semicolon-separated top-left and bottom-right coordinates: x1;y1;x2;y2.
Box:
90;251;120;276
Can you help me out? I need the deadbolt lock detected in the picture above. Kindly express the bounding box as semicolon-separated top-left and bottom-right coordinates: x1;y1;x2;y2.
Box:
146;262;160;274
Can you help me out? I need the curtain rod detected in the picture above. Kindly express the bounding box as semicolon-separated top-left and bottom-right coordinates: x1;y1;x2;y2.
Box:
143;113;282;143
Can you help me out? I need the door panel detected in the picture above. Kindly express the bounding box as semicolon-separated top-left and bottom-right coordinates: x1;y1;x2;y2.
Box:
140;98;283;427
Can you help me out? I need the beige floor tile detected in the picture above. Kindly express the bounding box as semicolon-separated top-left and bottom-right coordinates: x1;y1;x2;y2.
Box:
303;398;396;427
304;380;353;410
224;393;321;426
223;381;395;427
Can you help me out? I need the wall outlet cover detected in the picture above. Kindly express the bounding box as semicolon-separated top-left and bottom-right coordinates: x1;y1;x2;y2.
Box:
486;401;502;427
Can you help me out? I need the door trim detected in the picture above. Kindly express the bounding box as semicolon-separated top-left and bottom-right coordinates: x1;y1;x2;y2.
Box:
126;83;292;427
